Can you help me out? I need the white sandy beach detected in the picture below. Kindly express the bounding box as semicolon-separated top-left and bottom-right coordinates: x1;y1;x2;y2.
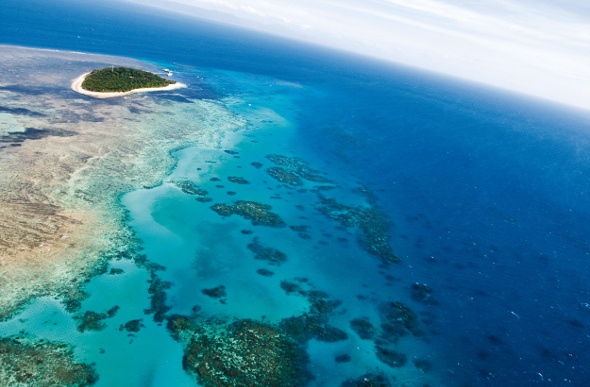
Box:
71;72;186;98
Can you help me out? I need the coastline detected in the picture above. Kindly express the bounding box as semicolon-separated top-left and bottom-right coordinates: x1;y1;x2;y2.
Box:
0;46;242;319
71;72;187;98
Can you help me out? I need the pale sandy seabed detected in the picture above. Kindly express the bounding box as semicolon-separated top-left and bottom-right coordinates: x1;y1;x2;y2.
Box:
0;45;245;319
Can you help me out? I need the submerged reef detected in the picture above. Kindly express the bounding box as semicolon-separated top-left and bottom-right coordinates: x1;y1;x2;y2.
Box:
317;196;399;263
174;180;208;196
144;267;172;323
375;347;407;368
0;337;98;386
265;154;331;184
341;372;393;387
266;167;303;186
227;176;250;184
350;317;376;340
247;238;287;265
201;285;227;304
372;301;423;369
256;268;274;276
119;319;145;333
167;315;311;386
279;286;347;343
210;201;286;227
410;283;437;305
379;301;421;340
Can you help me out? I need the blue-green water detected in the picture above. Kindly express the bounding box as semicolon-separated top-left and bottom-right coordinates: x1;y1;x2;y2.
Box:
2;0;590;385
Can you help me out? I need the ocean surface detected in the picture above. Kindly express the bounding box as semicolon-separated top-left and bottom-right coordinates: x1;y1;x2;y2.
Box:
2;0;590;385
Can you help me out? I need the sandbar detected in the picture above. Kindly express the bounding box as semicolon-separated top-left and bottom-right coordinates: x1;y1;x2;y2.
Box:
71;72;186;98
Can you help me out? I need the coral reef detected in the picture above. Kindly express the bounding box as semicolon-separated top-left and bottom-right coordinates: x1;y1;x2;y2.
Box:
256;268;274;277
411;283;437;305
77;306;118;332
378;301;421;340
375;347;407;368
279;289;347;343
174;180;208;196
201;285;227;303
227;176;250;184
119;319;145;333
266;154;331;183
341;372;393;387
211;201;286;227
350;317;376;340
144;267;172;323
167;315;311;386
266;167;303;186
247;238;288;265
317;196;399;263
0;337;98;386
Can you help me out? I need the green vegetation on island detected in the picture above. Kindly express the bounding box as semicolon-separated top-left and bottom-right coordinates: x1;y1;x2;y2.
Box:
81;67;175;93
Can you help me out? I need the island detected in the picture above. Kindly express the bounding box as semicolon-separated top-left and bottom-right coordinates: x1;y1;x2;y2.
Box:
71;67;186;98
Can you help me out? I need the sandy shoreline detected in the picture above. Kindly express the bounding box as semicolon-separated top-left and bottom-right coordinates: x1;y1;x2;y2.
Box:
71;72;187;98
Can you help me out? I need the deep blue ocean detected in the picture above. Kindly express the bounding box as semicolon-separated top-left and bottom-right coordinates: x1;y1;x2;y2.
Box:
2;0;590;385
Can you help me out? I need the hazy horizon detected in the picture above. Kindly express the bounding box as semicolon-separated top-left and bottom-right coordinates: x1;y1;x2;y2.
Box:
126;0;590;111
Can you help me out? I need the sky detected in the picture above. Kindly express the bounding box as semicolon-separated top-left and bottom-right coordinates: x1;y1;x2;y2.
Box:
127;0;590;110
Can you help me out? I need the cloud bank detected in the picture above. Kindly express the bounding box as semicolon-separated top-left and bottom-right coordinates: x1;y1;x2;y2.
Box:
128;0;590;110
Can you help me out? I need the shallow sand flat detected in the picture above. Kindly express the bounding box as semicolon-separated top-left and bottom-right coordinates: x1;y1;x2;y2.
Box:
0;45;245;318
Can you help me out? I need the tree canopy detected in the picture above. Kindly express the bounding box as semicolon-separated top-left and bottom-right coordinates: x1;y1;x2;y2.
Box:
81;67;175;92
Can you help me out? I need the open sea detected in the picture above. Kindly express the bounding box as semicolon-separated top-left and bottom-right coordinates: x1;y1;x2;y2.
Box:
2;0;590;385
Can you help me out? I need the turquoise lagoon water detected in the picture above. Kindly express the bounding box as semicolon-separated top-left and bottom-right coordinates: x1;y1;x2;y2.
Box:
2;0;590;385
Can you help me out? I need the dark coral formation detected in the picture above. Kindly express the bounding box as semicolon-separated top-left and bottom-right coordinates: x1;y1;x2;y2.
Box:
144;268;172;323
350;317;376;340
201;285;227;299
76;306;118;332
266;167;303;186
210;201;286;227
256;268;274;277
251;162;263;169
290;225;311;239
227;176;250;184
371;301;423;369
317;196;399;263
201;285;227;303
77;311;106;332
119;319;145;333
174;180;208;196
247;238;288;265
279;289;347;343
411;283;437;305
0;337;98;386
375;347;407;368
341;372;393;387
280;281;302;295
167;316;311;387
379;301;421;340
266;154;331;184
0;127;75;147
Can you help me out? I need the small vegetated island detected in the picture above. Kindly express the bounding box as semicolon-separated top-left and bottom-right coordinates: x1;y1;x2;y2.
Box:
72;67;185;98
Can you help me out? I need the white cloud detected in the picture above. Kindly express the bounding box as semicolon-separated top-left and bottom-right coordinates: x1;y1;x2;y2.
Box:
127;0;590;110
